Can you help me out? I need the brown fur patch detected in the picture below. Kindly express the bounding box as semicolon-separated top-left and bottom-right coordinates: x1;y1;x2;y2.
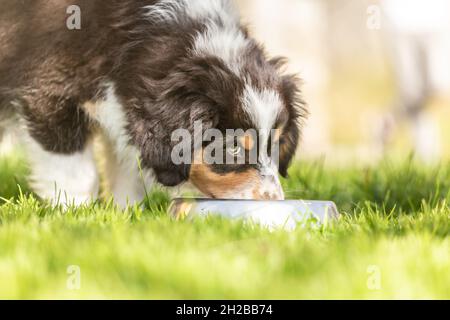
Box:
82;101;100;119
190;162;259;198
273;127;282;142
238;133;255;151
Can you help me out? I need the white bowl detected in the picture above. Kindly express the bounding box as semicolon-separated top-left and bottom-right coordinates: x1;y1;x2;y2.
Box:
169;199;340;231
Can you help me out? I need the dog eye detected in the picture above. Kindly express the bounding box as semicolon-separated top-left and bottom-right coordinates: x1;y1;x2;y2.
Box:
227;146;242;157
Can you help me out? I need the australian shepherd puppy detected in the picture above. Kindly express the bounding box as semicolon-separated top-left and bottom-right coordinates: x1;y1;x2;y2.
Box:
0;0;306;206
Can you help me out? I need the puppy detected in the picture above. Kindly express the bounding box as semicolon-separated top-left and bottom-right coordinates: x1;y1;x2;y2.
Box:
0;0;306;206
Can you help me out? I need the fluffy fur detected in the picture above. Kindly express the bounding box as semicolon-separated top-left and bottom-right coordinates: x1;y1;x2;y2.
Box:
0;0;306;204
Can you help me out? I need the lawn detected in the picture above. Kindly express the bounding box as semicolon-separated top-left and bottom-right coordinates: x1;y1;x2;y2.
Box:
0;152;449;299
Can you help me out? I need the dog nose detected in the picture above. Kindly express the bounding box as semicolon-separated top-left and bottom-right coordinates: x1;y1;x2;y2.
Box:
255;190;285;200
253;174;285;200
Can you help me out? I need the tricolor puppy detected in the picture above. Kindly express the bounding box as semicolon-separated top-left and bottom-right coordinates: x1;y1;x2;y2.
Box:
0;0;306;206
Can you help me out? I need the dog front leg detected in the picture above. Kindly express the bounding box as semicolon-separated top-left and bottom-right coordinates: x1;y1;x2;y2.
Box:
21;95;99;205
99;138;153;208
24;133;100;206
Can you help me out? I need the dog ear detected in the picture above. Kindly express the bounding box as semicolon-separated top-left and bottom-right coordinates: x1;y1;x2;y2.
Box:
278;125;299;178
138;106;216;188
277;74;307;178
139;128;193;187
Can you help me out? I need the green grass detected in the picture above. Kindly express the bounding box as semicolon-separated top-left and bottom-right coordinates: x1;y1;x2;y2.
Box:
0;153;449;299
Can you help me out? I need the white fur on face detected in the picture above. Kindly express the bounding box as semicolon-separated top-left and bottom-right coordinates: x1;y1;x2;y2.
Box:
23;133;99;206
242;85;282;164
258;162;284;200
242;86;282;132
87;83;154;207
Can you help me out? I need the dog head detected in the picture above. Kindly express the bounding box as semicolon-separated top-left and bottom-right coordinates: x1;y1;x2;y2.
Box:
113;1;306;200
189;64;304;200
156;49;306;200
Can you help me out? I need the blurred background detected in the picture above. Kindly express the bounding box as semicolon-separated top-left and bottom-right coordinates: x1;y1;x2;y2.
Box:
237;0;450;165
